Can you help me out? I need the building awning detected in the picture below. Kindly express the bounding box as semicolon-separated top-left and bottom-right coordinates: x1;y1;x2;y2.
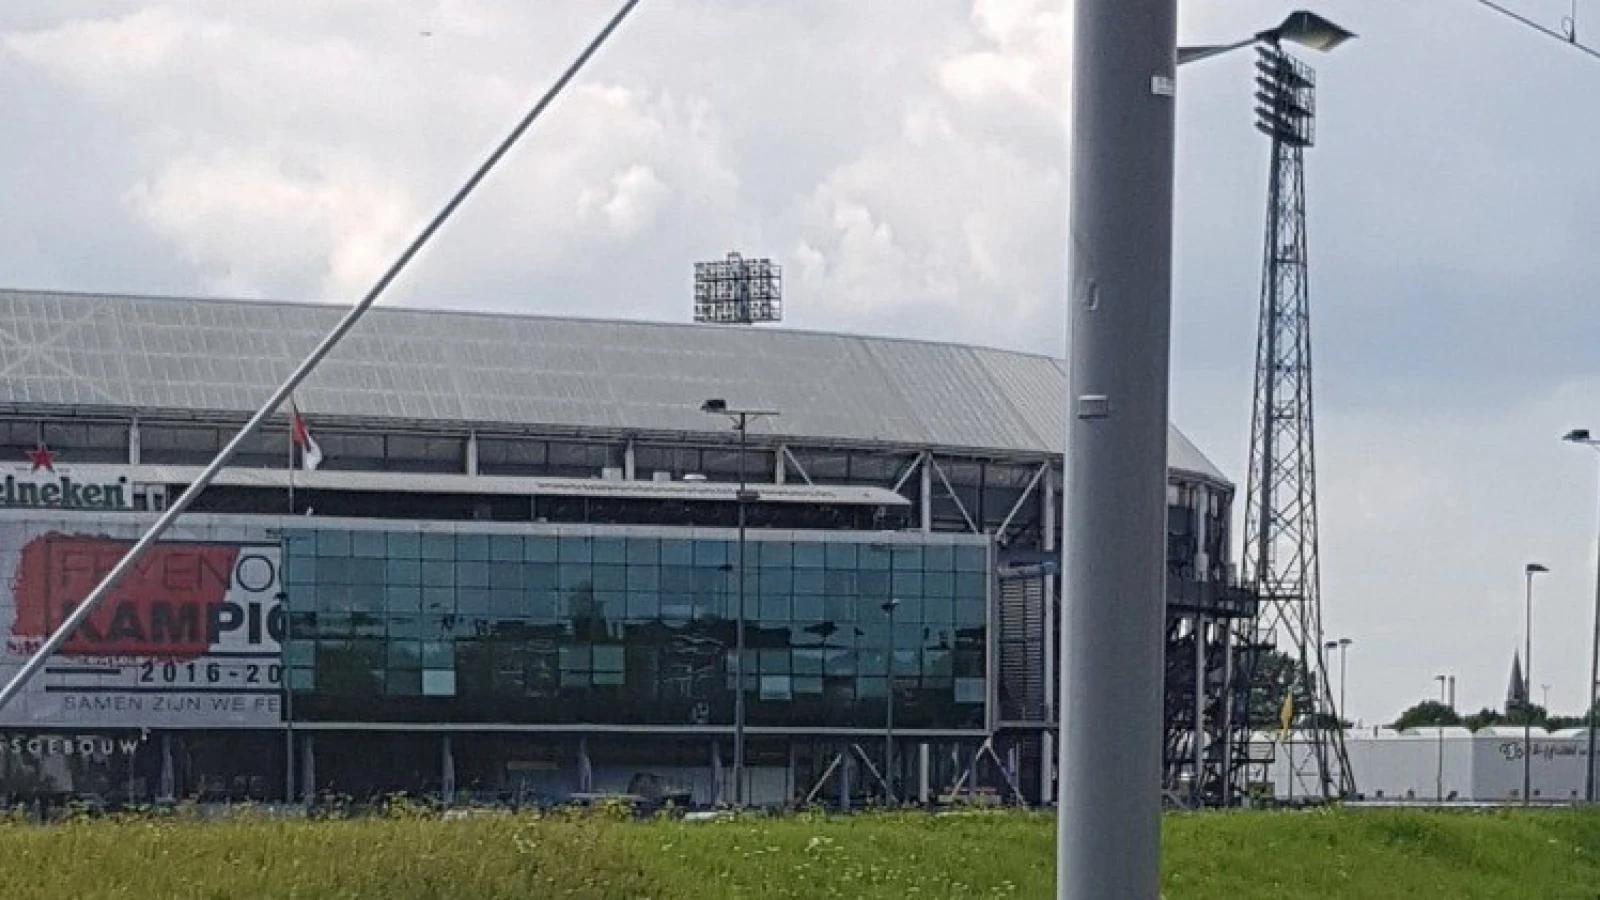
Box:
129;465;911;507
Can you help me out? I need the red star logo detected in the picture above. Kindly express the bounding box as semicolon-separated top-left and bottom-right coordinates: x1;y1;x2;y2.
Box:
27;445;54;473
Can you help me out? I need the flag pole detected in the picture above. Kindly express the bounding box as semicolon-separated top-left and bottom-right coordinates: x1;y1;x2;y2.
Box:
287;406;296;515
0;0;645;716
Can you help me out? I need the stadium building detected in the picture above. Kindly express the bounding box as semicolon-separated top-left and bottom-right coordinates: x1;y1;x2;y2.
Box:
0;288;1250;808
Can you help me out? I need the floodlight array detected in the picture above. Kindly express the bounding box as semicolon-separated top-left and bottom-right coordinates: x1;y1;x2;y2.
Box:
1254;47;1316;148
694;252;783;324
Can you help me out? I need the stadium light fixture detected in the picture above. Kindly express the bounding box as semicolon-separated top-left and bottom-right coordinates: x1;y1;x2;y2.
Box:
700;398;778;807
1564;428;1600;802
693;253;783;325
1061;5;1354;896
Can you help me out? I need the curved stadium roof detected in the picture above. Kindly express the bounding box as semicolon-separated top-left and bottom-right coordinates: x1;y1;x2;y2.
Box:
0;288;1229;486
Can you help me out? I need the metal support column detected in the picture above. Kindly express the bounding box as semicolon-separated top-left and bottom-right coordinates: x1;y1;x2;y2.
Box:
838;748;851;812
1220;625;1236;806
442;735;456;806
1042;465;1058;805
920;452;933;533
300;734;315;804
787;740;797;805
158;733;175;801
919;742;931;805
1058;0;1175;895
711;739;725;806
733;415;751;805
1193;615;1206;804
1584;448;1600;802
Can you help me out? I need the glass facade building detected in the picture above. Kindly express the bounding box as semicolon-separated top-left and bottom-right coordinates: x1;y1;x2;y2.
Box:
283;526;991;731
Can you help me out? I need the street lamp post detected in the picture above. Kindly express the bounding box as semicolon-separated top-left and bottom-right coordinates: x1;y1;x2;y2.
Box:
702;398;778;808
1564;428;1600;802
1324;637;1352;726
1434;674;1448;803
1524;562;1550;806
882;597;901;806
1060;9;1353;897
1339;638;1352;723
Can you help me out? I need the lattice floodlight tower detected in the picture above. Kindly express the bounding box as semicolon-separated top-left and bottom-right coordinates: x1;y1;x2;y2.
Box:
1242;44;1354;801
693;252;783;324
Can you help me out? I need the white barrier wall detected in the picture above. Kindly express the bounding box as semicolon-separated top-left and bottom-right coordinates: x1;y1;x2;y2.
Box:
1262;727;1599;802
1468;727;1590;803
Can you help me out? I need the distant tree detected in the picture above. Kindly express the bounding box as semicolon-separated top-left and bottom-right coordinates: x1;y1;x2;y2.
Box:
1454;702;1599;732
1504;701;1549;727
1390;700;1462;731
1247;649;1323;730
1544;697;1600;731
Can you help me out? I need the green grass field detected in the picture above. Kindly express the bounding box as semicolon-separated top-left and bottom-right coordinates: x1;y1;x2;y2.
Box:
0;807;1597;899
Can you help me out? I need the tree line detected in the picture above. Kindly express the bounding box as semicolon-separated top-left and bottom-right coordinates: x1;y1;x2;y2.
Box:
1243;649;1598;733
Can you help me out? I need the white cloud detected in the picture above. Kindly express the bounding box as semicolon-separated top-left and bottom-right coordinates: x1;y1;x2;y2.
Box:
578;163;671;236
779;0;1064;348
940;0;1064;114
4;7;193;93
126;145;416;299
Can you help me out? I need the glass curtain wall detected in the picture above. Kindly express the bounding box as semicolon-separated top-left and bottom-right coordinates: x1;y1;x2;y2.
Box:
282;529;988;730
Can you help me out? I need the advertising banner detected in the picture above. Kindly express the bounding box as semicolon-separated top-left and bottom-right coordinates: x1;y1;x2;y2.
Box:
0;526;283;729
0;454;134;511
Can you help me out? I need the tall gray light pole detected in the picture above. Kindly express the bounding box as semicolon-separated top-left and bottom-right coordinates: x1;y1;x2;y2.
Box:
1058;2;1176;894
1524;562;1549;806
702;398;777;807
1325;637;1352;725
1564;428;1600;802
1058;9;1352;896
1339;638;1353;722
1434;673;1448;803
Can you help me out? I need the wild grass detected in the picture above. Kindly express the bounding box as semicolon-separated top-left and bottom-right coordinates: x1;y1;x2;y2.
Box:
1164;807;1600;899
0;806;1595;898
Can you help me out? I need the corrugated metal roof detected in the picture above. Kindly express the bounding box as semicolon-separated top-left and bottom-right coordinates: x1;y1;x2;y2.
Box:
0;288;1230;484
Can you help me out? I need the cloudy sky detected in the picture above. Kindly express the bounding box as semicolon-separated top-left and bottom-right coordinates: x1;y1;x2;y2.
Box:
4;0;1600;726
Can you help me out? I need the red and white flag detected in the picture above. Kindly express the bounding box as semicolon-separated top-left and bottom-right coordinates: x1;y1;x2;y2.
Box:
289;400;324;471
